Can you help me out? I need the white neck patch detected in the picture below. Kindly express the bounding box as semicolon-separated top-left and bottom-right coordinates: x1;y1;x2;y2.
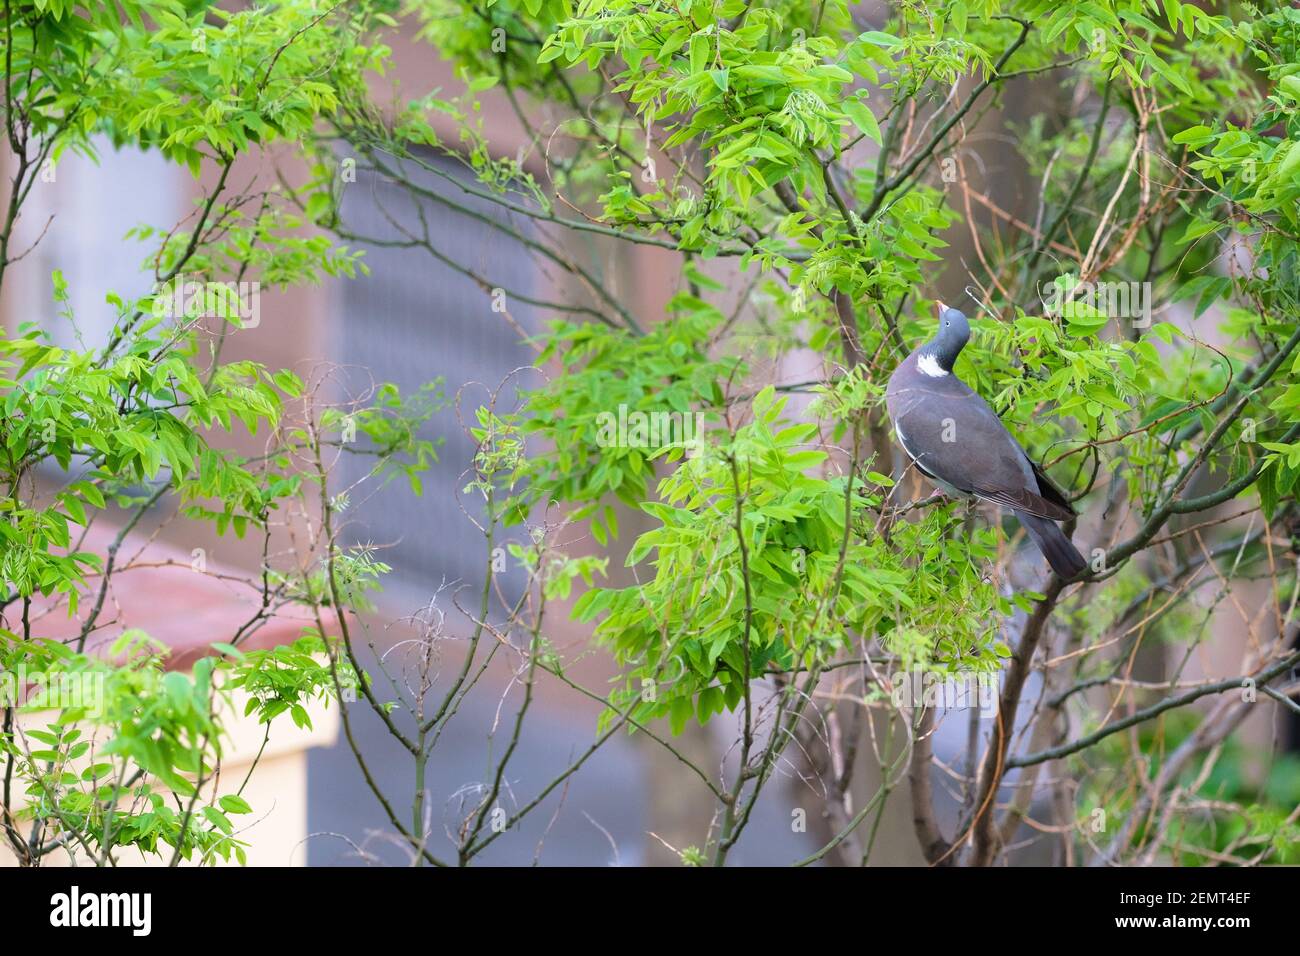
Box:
917;353;948;377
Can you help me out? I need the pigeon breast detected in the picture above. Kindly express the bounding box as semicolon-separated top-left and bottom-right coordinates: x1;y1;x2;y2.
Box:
885;352;1071;521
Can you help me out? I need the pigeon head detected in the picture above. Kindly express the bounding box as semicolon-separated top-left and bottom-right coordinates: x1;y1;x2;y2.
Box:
920;302;970;374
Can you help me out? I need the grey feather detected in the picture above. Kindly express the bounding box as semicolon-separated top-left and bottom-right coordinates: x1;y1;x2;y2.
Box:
887;305;1085;577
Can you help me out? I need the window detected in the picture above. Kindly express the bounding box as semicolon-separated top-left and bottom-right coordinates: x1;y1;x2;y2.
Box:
13;139;181;349
335;153;539;605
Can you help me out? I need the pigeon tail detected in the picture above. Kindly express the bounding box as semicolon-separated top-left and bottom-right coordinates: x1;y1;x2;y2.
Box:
1015;511;1087;579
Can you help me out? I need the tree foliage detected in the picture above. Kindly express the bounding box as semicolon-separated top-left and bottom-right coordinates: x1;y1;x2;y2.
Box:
3;0;1299;866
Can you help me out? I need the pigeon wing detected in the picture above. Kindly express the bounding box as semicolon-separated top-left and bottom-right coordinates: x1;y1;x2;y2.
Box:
967;485;1075;522
889;377;1073;521
1028;458;1076;516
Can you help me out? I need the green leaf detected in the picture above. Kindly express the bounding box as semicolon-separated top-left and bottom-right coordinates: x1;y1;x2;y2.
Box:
202;806;233;834
843;97;881;146
219;794;253;814
857;31;903;49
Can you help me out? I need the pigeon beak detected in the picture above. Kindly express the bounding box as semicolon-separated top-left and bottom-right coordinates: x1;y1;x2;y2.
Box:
936;300;948;315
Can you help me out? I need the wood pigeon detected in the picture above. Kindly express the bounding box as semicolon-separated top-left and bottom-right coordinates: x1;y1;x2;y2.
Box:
885;304;1087;579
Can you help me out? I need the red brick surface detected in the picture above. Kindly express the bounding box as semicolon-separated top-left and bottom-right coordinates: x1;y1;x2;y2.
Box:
29;521;319;671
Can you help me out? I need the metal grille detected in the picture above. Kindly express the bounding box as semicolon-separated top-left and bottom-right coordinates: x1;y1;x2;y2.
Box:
336;153;538;607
